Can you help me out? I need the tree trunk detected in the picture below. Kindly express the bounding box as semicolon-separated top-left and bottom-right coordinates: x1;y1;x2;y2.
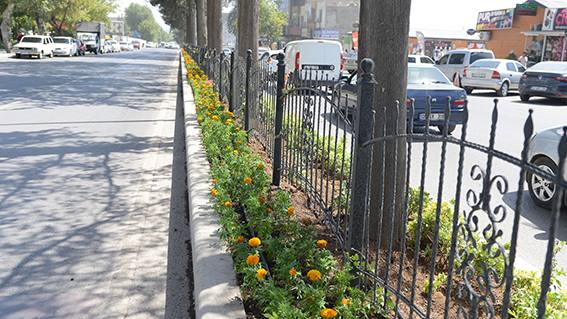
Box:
237;0;258;60
196;0;206;47
359;0;411;250
186;0;196;45
37;10;45;35
208;0;222;53
1;3;15;53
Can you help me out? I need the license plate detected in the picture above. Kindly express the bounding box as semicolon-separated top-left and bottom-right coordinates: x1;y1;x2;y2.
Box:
471;73;486;78
531;86;547;91
302;65;321;70
418;113;444;121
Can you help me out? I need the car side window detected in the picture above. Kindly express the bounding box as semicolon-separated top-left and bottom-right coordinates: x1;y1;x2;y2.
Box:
516;63;526;73
437;55;449;65
448;53;465;65
421;57;434;64
506;62;516;72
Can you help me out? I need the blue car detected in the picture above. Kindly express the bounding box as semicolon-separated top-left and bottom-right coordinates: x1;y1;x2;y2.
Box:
334;64;467;133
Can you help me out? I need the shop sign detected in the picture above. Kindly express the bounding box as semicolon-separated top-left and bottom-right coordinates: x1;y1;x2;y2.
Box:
515;3;537;16
313;29;339;40
476;8;514;30
542;8;567;30
289;27;302;36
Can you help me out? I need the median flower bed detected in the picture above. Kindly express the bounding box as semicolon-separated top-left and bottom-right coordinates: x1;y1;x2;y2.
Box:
181;49;391;318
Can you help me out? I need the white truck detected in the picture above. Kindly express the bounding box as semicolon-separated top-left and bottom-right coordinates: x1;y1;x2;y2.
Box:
76;21;106;54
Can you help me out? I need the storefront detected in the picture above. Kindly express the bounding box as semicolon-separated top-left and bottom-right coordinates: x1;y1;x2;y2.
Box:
520;8;567;63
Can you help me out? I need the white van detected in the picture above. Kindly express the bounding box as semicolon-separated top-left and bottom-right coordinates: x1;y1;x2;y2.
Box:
435;49;495;85
283;39;344;85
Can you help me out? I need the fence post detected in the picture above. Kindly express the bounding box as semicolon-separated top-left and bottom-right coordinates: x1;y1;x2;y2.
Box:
229;51;235;112
347;58;376;287
245;50;252;134
272;52;286;186
219;52;223;100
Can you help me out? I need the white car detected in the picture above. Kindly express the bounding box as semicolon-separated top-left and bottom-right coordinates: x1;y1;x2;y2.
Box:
461;59;526;96
120;41;133;51
52;36;77;57
13;35;55;59
109;40;121;52
408;55;435;64
260;50;283;74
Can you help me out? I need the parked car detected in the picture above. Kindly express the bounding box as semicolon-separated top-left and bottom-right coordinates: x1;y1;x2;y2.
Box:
132;40;140;49
343;52;358;73
103;40;114;53
258;46;270;58
334;64;467;134
52;36;77;57
461;59;526;96
519;61;567;104
13;35;55;59
108;40;120;52
526;125;567;209
408;55;435;64
120;41;133;51
75;38;86;56
260;50;283;74
435;49;495;85
146;42;156;48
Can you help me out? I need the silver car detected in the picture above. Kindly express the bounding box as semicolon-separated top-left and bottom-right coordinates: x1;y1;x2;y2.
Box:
527;125;567;209
461;59;526;96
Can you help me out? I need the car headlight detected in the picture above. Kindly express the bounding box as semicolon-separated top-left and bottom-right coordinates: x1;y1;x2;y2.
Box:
32;48;39;52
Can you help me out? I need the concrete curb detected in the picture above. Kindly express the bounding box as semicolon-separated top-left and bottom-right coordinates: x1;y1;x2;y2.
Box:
180;54;246;319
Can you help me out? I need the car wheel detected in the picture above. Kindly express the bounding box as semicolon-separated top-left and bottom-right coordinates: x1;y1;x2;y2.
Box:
464;87;473;95
497;82;509;97
15;53;21;58
527;157;559;209
38;52;43;59
520;93;530;102
48;51;53;58
437;124;456;134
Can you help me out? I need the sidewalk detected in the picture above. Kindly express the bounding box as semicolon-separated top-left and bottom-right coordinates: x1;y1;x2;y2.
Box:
180;55;246;319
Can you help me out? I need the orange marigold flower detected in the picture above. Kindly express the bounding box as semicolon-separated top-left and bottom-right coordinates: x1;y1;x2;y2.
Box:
249;237;261;247
317;240;327;248
289;269;297;276
342;298;351;306
226;119;232;124
220;163;225;166
237;140;242;144
195;107;200;110
226;145;230;149
266;208;272;213
258;163;263;169
225;202;233;208
211;189;218;196
228;112;234;117
236;235;244;243
198;117;203;121
307;269;321;281
212;179;217;183
244;177;252;184
212;115;219;121
198;101;203;105
207;124;211;127
206;112;211;116
257;268;267;280
233;150;238;155
287;207;295;215
320;308;338;318
224;111;228;114
246;254;259;265
236;127;240;131
258;196;265;203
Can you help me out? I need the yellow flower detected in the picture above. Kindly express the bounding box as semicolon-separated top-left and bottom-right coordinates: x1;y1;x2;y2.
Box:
258;196;265;203
206;112;211;116
225;202;233;208
307;269;321;281
289;269;297;276
320;308;338;318
287;207;295;215
237;140;242;144
224;111;228;114
236;127;240;131
220;163;225;166
246;254;260;265
257;268;267;280
198;101;203;105
211;189;218;196
226;145;231;149
342;298;351;306
198;117;203;121
226;119;232;124
249;237;261;247
236;235;244;243
212;115;219;120
244;177;252;184
195;107;200;110
233;150;238;155
317;240;327;248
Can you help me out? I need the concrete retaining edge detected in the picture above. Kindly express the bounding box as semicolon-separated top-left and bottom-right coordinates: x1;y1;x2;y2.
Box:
180;53;246;319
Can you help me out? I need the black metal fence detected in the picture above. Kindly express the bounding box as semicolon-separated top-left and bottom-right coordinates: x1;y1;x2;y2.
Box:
185;44;567;319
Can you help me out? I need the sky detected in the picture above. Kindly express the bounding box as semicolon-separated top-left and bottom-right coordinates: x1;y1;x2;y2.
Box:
114;0;525;35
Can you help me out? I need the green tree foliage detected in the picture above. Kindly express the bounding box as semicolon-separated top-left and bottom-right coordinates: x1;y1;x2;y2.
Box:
138;19;159;42
124;3;152;35
227;0;287;47
45;0;117;36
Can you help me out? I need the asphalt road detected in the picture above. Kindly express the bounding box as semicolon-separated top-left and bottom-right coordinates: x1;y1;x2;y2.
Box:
0;49;191;318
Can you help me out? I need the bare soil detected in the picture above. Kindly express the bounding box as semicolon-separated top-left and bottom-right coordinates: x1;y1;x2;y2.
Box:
241;135;504;319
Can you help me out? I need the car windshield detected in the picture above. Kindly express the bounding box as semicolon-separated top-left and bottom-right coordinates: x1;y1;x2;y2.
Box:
21;37;42;43
470;52;494;63
407;67;450;84
529;62;567;72
469;60;500;68
79;34;96;41
53;38;70;44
